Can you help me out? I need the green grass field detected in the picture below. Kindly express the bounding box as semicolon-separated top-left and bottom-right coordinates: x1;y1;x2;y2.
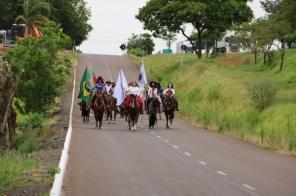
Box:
0;152;39;194
131;49;296;154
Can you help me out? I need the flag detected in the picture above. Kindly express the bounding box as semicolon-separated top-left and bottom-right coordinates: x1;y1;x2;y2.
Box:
113;69;128;106
139;59;148;91
90;65;97;86
120;69;128;90
78;67;92;103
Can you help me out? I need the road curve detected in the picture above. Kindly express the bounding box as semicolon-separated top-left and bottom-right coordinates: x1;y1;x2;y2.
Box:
62;54;296;196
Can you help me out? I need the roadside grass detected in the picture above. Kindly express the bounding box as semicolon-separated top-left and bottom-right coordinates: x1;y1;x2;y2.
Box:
131;49;296;154
0;152;39;195
0;51;75;194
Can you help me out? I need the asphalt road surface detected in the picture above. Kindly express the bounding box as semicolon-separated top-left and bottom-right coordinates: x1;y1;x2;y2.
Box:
62;54;296;196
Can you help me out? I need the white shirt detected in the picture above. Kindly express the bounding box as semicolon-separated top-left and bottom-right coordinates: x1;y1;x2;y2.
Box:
148;87;158;98
163;88;175;96
126;86;141;96
105;85;112;94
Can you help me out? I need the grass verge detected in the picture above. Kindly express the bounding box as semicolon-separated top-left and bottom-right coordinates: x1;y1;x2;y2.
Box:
131;49;296;155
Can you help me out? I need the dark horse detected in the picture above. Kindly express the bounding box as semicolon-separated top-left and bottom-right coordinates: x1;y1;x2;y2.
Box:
81;100;90;122
105;94;118;122
162;95;177;129
127;94;140;131
147;97;161;129
91;90;105;129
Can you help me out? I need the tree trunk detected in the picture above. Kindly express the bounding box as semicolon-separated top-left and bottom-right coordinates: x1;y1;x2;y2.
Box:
197;30;202;59
254;49;257;64
205;41;209;58
280;41;285;71
263;52;266;65
180;28;200;59
0;61;18;151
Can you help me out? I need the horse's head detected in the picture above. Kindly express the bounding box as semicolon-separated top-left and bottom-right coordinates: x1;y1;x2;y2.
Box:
163;96;175;111
130;94;137;108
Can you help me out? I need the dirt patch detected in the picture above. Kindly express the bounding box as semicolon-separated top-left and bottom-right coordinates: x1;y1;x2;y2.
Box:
216;53;253;66
6;184;50;196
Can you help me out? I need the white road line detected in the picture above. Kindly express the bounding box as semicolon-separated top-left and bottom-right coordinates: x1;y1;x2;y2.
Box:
173;145;179;149
242;184;256;191
184;152;192;156
157;135;161;138
216;171;228;176
198;161;207;165
164;139;169;143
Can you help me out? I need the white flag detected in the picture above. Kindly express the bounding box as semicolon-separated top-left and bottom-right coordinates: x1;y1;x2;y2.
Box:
138;60;148;91
120;69;128;90
113;69;128;106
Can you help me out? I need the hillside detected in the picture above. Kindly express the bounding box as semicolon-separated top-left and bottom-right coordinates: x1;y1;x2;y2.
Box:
131;50;296;154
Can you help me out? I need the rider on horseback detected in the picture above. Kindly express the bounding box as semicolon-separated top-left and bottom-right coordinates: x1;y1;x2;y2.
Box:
147;81;162;111
94;76;106;92
123;81;144;114
105;81;112;94
163;82;179;111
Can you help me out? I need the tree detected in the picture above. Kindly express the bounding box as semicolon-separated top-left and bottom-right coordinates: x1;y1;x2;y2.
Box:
162;32;177;50
50;0;92;46
261;0;296;70
0;0;22;30
235;22;261;64
4;22;71;113
136;0;253;59
15;0;50;36
127;33;155;56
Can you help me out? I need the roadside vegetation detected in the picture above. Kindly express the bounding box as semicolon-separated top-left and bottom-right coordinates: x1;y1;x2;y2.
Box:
0;0;82;194
133;0;296;155
131;49;296;155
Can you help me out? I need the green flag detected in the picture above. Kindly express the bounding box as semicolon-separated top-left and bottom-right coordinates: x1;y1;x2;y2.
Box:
78;67;92;103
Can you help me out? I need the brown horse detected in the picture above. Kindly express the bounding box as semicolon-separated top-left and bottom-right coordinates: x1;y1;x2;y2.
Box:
162;95;177;129
91;90;105;129
105;94;118;122
127;94;140;131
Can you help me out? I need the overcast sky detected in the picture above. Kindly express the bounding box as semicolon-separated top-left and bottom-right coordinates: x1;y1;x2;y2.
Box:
80;0;266;55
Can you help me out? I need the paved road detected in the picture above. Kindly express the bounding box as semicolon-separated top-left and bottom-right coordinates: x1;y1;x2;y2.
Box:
63;54;296;196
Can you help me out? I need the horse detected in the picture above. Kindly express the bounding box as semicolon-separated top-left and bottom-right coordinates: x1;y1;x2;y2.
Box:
147;97;161;129
127;94;140;131
90;90;105;129
104;94;118;122
119;103;128;122
162;95;177;129
81;100;90;122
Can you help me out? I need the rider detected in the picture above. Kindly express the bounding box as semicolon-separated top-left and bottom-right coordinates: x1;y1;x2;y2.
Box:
91;76;107;106
163;82;179;111
105;81;112;94
147;81;162;112
123;81;144;114
94;76;106;92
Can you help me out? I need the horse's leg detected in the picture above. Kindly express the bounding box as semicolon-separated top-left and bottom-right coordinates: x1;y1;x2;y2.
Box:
94;112;98;128
99;113;103;129
128;117;131;131
165;113;169;129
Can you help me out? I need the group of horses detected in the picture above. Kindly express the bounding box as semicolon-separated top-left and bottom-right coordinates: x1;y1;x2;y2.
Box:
80;89;177;131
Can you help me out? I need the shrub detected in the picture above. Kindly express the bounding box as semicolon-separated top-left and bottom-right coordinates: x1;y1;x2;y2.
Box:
48;165;60;177
247;79;278;111
11;132;40;154
128;48;145;57
19;113;44;131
